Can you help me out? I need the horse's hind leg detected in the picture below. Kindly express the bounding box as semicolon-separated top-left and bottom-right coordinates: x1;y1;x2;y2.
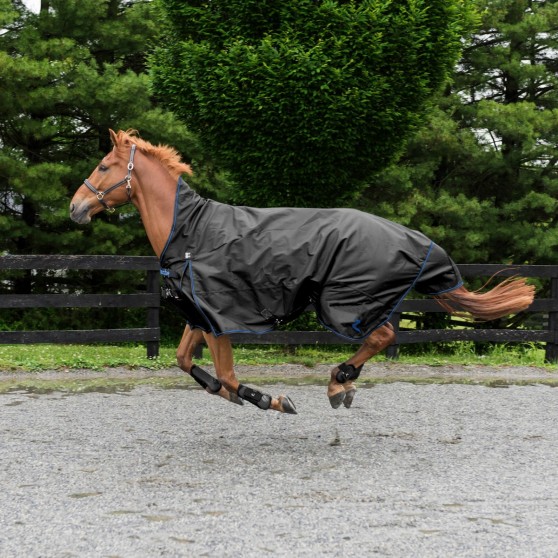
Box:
328;323;395;409
176;325;243;405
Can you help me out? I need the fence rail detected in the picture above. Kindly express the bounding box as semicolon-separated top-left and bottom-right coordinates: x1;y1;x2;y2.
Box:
0;255;160;357
0;258;557;362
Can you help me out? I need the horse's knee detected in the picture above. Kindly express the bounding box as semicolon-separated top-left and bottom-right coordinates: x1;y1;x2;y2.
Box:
176;352;192;373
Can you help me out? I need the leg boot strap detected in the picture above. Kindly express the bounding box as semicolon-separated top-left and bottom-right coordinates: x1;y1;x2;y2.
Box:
336;362;363;384
190;364;222;394
237;384;272;410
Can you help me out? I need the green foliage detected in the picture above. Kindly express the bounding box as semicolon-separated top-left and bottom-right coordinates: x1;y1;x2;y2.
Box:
0;0;232;333
151;0;475;207
0;341;548;373
0;0;223;262
361;0;558;265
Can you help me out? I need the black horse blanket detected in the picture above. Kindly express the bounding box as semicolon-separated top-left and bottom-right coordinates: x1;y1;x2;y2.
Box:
160;178;463;340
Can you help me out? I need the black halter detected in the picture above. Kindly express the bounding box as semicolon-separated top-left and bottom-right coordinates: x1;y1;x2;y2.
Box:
83;144;136;213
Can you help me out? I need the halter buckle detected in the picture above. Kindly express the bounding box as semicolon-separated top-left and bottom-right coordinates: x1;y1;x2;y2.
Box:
96;192;105;201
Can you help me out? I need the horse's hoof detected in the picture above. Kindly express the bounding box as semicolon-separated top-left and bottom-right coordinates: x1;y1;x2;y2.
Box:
343;387;356;408
328;390;346;409
280;395;297;414
229;392;244;405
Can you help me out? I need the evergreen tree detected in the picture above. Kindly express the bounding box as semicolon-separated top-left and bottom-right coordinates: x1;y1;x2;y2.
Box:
0;0;212;263
151;0;475;207
362;0;558;265
0;0;225;335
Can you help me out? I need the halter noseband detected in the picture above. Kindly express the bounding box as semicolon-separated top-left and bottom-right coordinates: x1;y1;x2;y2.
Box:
83;144;136;213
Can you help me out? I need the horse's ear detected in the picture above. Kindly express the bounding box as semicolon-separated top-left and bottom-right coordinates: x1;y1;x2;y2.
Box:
109;129;118;146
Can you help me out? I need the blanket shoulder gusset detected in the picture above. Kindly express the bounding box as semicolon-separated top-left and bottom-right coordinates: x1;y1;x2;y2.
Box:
160;178;462;339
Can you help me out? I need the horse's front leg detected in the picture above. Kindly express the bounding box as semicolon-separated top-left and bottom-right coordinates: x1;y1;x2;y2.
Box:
203;332;297;414
176;325;243;405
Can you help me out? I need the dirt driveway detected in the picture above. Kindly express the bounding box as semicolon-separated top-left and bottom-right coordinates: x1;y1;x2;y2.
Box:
1;364;557;557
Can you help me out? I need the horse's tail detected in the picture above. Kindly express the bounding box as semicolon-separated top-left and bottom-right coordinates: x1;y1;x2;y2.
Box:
434;276;535;321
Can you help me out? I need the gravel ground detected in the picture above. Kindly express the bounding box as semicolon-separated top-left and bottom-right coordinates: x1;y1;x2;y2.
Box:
1;365;557;557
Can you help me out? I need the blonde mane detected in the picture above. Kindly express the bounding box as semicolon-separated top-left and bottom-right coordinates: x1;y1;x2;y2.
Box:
112;129;192;179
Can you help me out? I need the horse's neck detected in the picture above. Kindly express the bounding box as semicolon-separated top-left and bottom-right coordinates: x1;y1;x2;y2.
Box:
132;164;178;258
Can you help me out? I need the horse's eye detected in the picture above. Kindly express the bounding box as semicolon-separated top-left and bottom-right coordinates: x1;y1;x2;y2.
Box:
98;164;109;172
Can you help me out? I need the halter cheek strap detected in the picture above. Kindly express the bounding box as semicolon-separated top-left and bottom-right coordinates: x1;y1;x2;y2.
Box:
83;144;136;213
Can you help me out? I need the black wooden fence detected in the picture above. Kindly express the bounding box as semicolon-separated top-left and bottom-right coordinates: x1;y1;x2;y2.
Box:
0;257;557;362
0;255;160;357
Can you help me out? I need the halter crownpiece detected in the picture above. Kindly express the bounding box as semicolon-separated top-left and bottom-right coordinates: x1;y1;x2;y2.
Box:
83;144;137;213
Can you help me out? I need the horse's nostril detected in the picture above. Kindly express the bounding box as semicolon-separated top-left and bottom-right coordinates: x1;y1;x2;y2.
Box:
70;203;75;213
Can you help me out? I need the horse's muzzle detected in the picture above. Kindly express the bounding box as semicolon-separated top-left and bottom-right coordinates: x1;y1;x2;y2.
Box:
69;201;92;224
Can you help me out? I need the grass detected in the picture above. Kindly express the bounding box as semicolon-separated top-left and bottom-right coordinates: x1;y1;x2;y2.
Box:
0;341;553;372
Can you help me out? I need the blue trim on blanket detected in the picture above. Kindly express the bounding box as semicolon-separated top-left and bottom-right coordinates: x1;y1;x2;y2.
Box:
186;260;277;337
315;241;437;341
188;241;441;341
181;239;461;341
159;178;183;266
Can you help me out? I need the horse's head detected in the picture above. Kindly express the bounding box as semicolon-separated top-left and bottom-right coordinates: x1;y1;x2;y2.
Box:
70;129;137;224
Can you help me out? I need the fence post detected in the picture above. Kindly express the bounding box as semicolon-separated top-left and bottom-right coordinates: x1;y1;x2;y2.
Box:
545;276;558;363
193;344;204;359
146;269;160;358
385;312;400;359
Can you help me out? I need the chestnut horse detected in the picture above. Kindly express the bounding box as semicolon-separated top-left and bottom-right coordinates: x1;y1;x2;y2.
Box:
70;130;535;414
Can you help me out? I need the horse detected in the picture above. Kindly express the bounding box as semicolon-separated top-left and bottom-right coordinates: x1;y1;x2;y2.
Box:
70;130;535;414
